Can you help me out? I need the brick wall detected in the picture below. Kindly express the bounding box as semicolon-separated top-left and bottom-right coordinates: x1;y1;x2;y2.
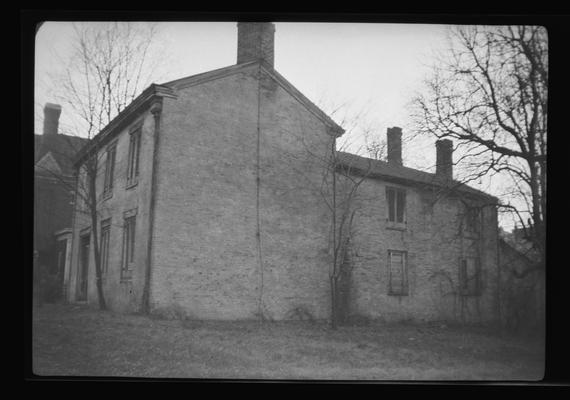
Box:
345;177;499;323
150;65;335;320
68;111;156;312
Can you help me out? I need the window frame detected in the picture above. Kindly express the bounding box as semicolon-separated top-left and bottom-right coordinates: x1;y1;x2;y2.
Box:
120;210;137;281
387;249;409;296
126;124;142;189
463;206;481;237
100;218;111;276
386;186;407;229
102;143;117;199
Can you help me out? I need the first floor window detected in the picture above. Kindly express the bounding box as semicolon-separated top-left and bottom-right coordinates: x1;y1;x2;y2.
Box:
121;215;136;280
388;250;408;295
459;257;481;296
100;219;111;275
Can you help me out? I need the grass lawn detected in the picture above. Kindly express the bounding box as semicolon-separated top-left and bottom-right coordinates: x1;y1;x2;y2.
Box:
31;303;544;381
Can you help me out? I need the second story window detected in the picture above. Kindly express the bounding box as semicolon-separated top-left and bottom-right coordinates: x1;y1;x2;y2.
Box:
103;144;116;198
459;257;482;296
126;127;141;187
386;186;406;226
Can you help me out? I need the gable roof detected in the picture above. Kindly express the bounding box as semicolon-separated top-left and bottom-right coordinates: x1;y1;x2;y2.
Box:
35;151;63;175
35;133;89;176
75;61;345;166
336;151;498;201
162;61;345;136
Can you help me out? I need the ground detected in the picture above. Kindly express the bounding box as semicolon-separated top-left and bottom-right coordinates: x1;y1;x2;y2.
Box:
32;304;544;380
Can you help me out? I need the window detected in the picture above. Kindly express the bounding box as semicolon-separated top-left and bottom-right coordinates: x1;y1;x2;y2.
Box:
126;127;141;187
464;207;480;235
103;144;116;198
121;214;136;281
459;257;481;296
100;219;111;276
388;250;408;296
386;187;406;226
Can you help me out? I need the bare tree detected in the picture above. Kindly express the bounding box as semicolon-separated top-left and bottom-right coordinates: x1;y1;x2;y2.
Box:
278;103;374;329
411;25;547;272
38;22;163;310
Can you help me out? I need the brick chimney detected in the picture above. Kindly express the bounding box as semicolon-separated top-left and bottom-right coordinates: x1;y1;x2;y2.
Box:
237;22;275;67
43;103;62;136
436;139;453;180
387;127;403;166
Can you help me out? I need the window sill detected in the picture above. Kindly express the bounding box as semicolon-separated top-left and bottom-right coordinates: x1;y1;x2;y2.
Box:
386;223;407;231
126;180;138;190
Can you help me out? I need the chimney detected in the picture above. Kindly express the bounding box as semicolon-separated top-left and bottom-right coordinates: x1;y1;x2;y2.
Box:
387;127;403;166
237;22;275;67
43;103;62;136
436;139;454;180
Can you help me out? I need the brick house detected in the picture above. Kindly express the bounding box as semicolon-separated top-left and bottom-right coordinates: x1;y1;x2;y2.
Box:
34;103;88;301
67;23;500;323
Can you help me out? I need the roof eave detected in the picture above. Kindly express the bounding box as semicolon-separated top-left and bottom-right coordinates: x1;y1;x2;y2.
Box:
74;84;177;167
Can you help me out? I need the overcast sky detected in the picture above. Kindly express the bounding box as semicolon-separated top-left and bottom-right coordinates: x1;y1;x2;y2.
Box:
35;21;450;158
36;21;525;229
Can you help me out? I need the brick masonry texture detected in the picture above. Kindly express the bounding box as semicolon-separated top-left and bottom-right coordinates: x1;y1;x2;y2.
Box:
151;66;334;320
68;111;156;312
345;177;499;322
70;62;499;323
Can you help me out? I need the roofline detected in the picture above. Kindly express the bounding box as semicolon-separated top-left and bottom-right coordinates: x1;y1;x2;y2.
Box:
498;238;538;266
336;153;499;202
163;61;345;137
74;84;177;166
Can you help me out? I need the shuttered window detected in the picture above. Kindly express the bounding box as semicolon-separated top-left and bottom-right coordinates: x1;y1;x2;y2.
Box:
103;145;116;198
126;128;141;187
388;250;408;295
121;215;136;281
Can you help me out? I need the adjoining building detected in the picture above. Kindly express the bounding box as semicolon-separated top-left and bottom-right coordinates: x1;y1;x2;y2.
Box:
66;23;500;323
34;103;89;301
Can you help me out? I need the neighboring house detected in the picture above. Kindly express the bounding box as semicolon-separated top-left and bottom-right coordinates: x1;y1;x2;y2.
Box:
34;103;88;301
67;23;500;323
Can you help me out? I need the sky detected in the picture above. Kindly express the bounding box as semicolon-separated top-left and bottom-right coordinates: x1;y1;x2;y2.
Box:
35;21;448;154
34;21;527;230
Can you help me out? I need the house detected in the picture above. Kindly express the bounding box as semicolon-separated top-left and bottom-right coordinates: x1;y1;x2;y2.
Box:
66;23;500;323
34;103;89;301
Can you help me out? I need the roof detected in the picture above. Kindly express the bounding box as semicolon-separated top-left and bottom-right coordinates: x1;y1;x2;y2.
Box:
336;151;498;201
35;133;89;176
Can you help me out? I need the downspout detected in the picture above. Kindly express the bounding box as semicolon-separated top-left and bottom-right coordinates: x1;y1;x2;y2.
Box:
255;64;265;321
142;99;163;314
